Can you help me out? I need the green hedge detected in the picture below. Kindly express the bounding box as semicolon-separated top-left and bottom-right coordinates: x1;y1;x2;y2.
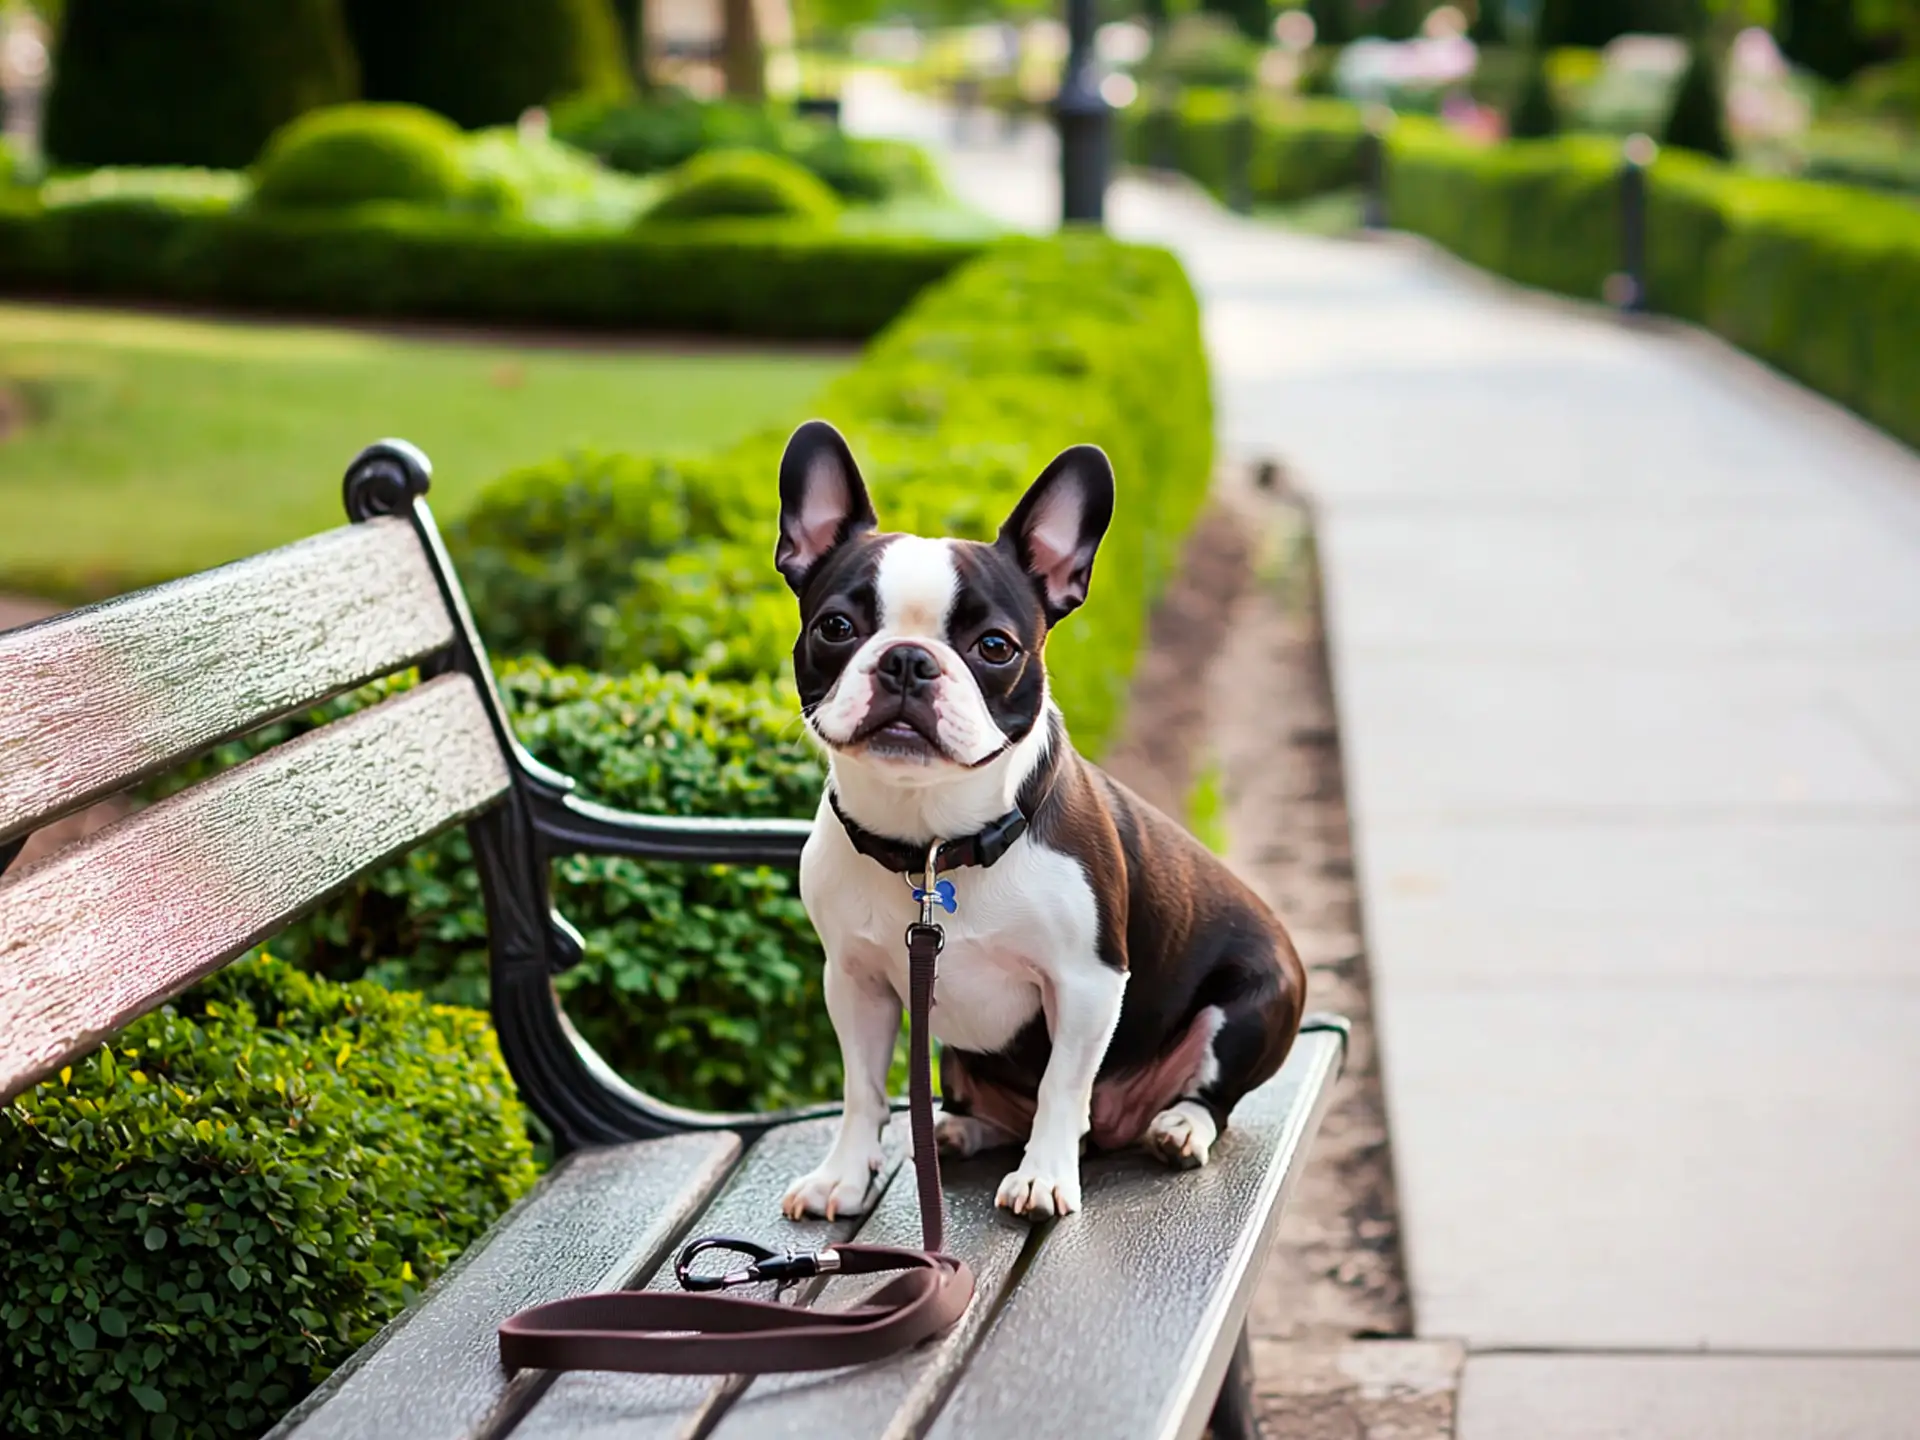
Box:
1121;90;1367;206
1128;97;1920;450
1386;124;1622;298
155;659;837;1114
1653;166;1920;450
449;232;1216;758
0;197;983;337
43;0;358;169
1;956;536;1439
1385;126;1920;449
554;96;944;203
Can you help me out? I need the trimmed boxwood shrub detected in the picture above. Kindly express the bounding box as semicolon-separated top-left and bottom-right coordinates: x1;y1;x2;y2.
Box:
554;96;941;203
44;0;358;169
252;104;473;212
0;198;983;338
342;0;629;129
1121;90;1368;206
642;150;841;225
1386;123;1623;298
1678;174;1920;453
1385;126;1920;447
162;659;837;1112
0;955;537;1439
450;234;1214;760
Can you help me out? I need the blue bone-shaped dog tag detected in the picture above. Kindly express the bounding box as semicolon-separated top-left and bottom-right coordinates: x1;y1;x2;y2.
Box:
912;879;958;914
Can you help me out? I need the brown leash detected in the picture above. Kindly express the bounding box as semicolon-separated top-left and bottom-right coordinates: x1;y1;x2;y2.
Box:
499;849;975;1376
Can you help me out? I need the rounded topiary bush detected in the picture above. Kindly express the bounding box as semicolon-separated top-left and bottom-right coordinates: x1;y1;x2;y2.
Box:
0;956;536;1440
552;95;786;177
641;149;842;225
252;103;474;212
343;0;629;130
44;0;358;169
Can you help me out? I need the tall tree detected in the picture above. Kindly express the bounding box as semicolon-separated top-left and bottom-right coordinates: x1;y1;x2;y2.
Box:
721;0;765;98
44;0;357;167
1510;48;1560;134
1203;0;1274;41
344;0;628;129
1310;0;1358;44
1663;33;1732;155
611;0;651;91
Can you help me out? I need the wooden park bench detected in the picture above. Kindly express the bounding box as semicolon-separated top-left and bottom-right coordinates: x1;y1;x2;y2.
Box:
0;440;1348;1440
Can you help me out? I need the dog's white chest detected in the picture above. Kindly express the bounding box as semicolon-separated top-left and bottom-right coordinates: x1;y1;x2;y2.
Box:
799;815;1100;1054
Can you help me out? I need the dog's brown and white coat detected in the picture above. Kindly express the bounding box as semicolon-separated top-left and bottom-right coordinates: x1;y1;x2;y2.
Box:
775;421;1306;1222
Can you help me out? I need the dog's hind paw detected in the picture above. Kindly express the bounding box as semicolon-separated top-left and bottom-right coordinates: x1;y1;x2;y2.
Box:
935;1111;1018;1158
1144;1101;1217;1171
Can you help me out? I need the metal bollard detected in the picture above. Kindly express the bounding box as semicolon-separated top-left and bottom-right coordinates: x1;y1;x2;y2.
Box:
795;96;841;127
1151;85;1178;172
1054;0;1112;224
1607;133;1657;313
1359;103;1393;231
1227;98;1254;215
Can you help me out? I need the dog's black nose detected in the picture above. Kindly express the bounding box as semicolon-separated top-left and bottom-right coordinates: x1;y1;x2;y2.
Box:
875;644;940;696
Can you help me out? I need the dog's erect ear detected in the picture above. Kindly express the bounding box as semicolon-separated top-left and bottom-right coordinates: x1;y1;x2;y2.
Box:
997;444;1115;625
776;420;877;595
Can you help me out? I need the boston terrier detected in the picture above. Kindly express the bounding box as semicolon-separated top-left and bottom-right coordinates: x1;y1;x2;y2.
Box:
774;420;1307;1222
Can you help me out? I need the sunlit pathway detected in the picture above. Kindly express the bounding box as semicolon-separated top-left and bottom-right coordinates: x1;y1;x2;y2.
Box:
848;73;1920;1437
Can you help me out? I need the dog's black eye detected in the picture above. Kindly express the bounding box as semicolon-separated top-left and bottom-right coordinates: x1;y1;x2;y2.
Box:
813;613;856;645
974;631;1018;665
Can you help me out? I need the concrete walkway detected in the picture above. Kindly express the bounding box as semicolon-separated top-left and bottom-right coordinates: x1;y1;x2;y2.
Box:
847;78;1920;1437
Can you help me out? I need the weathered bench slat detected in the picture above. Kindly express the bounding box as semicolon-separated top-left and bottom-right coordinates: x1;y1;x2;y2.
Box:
0;519;451;845
703;1151;1034;1440
510;1117;904;1440
0;674;508;1103
925;1031;1346;1440
268;1132;743;1440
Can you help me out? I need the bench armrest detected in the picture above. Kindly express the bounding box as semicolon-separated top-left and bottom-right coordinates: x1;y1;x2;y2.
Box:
527;787;811;867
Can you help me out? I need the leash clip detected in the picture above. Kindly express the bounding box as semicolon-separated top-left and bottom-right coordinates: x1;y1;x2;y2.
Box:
918;840;943;928
675;1236;842;1292
906;839;948;954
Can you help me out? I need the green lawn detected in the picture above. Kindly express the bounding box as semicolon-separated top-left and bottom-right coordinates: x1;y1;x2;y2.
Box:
0;303;853;598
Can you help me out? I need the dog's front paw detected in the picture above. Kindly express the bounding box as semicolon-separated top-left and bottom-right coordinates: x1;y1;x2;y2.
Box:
781;1152;882;1221
994;1154;1081;1220
1145;1102;1218;1171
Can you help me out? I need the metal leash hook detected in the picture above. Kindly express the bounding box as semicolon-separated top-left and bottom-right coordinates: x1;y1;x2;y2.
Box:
909;839;948;952
674;1236;843;1292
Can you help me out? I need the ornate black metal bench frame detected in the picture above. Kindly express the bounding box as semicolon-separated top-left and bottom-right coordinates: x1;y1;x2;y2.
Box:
342;441;838;1153
1;441;1348;1440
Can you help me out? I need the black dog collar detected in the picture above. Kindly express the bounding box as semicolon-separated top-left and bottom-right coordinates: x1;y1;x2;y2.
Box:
828;791;1029;875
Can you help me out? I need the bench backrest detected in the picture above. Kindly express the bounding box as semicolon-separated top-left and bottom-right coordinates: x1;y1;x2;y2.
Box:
1;439;816;1152
0;446;510;1105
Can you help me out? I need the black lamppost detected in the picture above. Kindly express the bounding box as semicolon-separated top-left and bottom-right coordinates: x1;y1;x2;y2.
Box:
1054;0;1111;224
